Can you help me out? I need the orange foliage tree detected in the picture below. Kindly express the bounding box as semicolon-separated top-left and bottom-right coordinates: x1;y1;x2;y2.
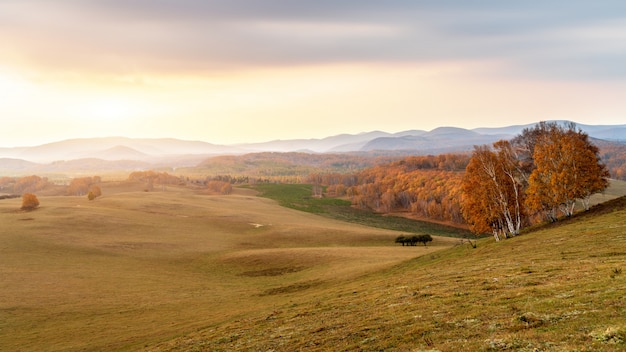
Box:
67;176;101;196
87;185;102;200
21;193;40;210
461;142;525;240
526;122;609;219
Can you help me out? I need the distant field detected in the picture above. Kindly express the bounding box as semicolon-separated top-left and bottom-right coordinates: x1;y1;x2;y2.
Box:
0;186;458;351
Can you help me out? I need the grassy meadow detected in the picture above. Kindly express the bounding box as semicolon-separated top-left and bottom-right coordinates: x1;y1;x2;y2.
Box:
153;196;626;351
1;181;625;351
0;184;459;351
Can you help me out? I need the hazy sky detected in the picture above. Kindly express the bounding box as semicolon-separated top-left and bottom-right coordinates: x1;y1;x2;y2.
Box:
1;1;626;147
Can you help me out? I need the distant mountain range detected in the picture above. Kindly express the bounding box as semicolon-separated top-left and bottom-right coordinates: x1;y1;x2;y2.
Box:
237;122;626;153
0;121;624;173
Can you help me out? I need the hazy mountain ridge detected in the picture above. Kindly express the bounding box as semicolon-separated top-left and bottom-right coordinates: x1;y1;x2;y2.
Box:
0;121;624;174
0;158;40;171
237;130;394;153
1;137;245;164
360;127;513;152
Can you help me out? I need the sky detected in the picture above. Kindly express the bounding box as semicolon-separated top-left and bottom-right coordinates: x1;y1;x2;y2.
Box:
1;0;626;147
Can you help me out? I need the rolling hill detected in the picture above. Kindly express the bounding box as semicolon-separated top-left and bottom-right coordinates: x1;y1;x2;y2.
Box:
0;176;624;351
0;137;244;164
151;195;626;351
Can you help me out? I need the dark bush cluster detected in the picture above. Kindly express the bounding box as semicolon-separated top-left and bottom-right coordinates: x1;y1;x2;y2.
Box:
395;234;433;246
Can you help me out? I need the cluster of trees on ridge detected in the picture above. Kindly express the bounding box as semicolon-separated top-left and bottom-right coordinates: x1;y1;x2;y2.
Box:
461;122;608;240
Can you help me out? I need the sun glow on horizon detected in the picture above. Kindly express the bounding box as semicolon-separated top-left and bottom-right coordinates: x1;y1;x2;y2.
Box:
79;98;132;122
1;59;626;148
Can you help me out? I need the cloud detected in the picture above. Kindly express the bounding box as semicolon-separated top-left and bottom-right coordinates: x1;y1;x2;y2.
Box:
1;0;626;81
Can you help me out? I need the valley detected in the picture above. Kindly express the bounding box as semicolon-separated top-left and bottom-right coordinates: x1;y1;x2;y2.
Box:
0;184;459;351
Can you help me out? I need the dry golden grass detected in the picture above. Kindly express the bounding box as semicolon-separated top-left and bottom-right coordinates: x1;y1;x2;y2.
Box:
0;186;456;351
3;183;624;351
149;196;626;352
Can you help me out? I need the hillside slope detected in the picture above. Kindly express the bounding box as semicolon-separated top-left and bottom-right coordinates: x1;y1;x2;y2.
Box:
152;196;626;351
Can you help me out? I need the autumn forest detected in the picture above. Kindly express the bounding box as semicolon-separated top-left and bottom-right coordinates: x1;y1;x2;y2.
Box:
312;122;618;239
1;122;624;239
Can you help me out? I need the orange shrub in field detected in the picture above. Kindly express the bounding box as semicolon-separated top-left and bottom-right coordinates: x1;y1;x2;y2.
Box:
21;193;40;210
206;180;232;195
88;185;102;200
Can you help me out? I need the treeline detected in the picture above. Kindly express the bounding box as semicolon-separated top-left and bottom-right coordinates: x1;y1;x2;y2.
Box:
128;170;183;185
128;171;237;195
192;152;402;182
0;175;54;194
309;154;470;224
0;175;103;199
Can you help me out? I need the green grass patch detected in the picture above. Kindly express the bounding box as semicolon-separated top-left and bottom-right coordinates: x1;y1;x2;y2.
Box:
252;183;472;238
251;183;350;214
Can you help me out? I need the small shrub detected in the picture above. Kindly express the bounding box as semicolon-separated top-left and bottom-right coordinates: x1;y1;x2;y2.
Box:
21;193;40;210
89;185;102;198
